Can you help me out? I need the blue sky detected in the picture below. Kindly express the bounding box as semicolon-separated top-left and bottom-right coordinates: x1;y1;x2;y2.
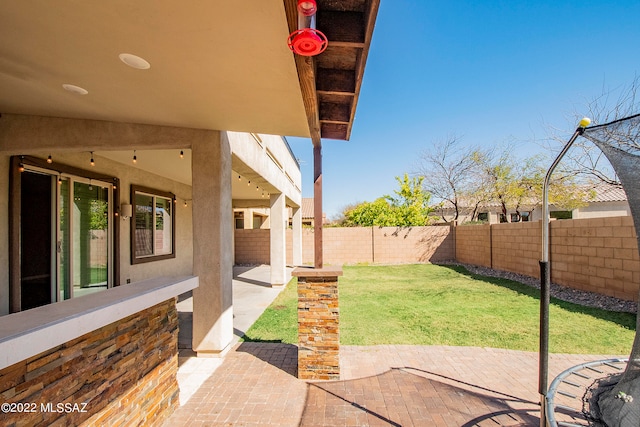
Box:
287;1;640;219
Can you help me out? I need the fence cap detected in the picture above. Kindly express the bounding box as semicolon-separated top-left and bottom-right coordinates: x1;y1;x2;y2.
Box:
292;266;343;278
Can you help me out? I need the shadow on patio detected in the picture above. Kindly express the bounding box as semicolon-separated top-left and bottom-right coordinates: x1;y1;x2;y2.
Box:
167;342;618;426
301;367;540;426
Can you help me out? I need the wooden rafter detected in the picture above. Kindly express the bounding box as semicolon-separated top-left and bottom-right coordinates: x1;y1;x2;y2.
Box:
284;0;321;147
316;0;380;141
285;0;379;143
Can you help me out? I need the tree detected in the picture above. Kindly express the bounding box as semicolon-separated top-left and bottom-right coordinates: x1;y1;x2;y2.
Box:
475;149;588;222
414;137;586;224
90;200;108;230
544;75;640;186
386;174;434;226
342;198;395;227
414;135;485;222
342;174;434;227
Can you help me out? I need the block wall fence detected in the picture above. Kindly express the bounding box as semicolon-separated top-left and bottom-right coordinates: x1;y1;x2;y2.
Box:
0;299;179;426
235;216;640;302
454;216;639;302
234;225;454;266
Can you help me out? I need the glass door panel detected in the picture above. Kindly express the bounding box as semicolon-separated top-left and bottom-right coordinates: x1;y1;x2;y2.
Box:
58;178;71;301
72;181;109;297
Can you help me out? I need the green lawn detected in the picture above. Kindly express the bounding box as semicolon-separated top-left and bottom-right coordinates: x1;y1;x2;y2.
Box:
243;264;636;354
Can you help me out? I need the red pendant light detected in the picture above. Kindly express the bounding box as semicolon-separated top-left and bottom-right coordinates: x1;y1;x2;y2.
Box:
287;0;328;56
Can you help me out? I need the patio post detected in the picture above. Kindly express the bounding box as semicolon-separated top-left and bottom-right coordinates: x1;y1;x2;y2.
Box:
313;143;323;268
292;205;303;266
270;192;287;286
293;266;342;380
191;132;234;356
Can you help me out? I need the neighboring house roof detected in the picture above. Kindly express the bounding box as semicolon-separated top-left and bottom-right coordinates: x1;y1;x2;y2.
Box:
301;198;315;219
586;183;627;203
433;183;628;213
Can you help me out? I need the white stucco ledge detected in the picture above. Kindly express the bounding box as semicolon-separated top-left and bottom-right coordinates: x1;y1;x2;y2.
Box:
0;276;198;370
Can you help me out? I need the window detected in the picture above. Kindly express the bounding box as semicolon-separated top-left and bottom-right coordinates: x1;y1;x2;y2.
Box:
510;213;521;222
550;210;572;220
521;211;530;222
235;211;244;229
131;185;175;264
477;212;489;222
253;214;266;229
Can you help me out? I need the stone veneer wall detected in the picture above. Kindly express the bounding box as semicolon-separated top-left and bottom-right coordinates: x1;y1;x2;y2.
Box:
295;267;341;380
0;299;179;426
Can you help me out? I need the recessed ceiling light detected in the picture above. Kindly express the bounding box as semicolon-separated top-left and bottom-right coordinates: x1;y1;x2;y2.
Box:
119;53;151;70
62;84;88;95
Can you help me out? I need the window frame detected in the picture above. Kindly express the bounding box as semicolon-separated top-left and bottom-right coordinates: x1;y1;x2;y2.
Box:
130;185;176;265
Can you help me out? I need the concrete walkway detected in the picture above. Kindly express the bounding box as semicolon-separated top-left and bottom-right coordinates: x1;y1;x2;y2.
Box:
169;265;618;426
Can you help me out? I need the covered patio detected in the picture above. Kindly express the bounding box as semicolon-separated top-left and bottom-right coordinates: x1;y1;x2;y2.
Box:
0;1;379;425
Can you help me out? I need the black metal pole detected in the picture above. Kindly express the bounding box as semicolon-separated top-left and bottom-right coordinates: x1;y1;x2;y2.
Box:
539;260;550;424
538;118;589;427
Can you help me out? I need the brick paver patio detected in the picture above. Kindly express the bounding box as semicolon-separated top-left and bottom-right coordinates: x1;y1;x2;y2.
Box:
166;343;618;426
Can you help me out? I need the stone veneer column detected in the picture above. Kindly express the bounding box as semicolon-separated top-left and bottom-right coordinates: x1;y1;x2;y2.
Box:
270;193;286;286
191;132;233;355
293;266;342;380
291;206;302;266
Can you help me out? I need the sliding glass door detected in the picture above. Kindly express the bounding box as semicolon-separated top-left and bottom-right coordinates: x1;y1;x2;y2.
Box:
20;169;113;309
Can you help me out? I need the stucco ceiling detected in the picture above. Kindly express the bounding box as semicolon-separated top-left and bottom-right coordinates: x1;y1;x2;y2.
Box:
0;1;310;137
1;0;379;205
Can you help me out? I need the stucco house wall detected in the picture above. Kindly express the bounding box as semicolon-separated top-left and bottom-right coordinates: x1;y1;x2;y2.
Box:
0;151;193;316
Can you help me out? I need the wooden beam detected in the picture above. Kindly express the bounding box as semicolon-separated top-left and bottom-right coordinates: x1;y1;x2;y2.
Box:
318;92;355;103
344;0;380;140
284;0;321;147
324;41;365;49
296;55;322;146
317;45;359;71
